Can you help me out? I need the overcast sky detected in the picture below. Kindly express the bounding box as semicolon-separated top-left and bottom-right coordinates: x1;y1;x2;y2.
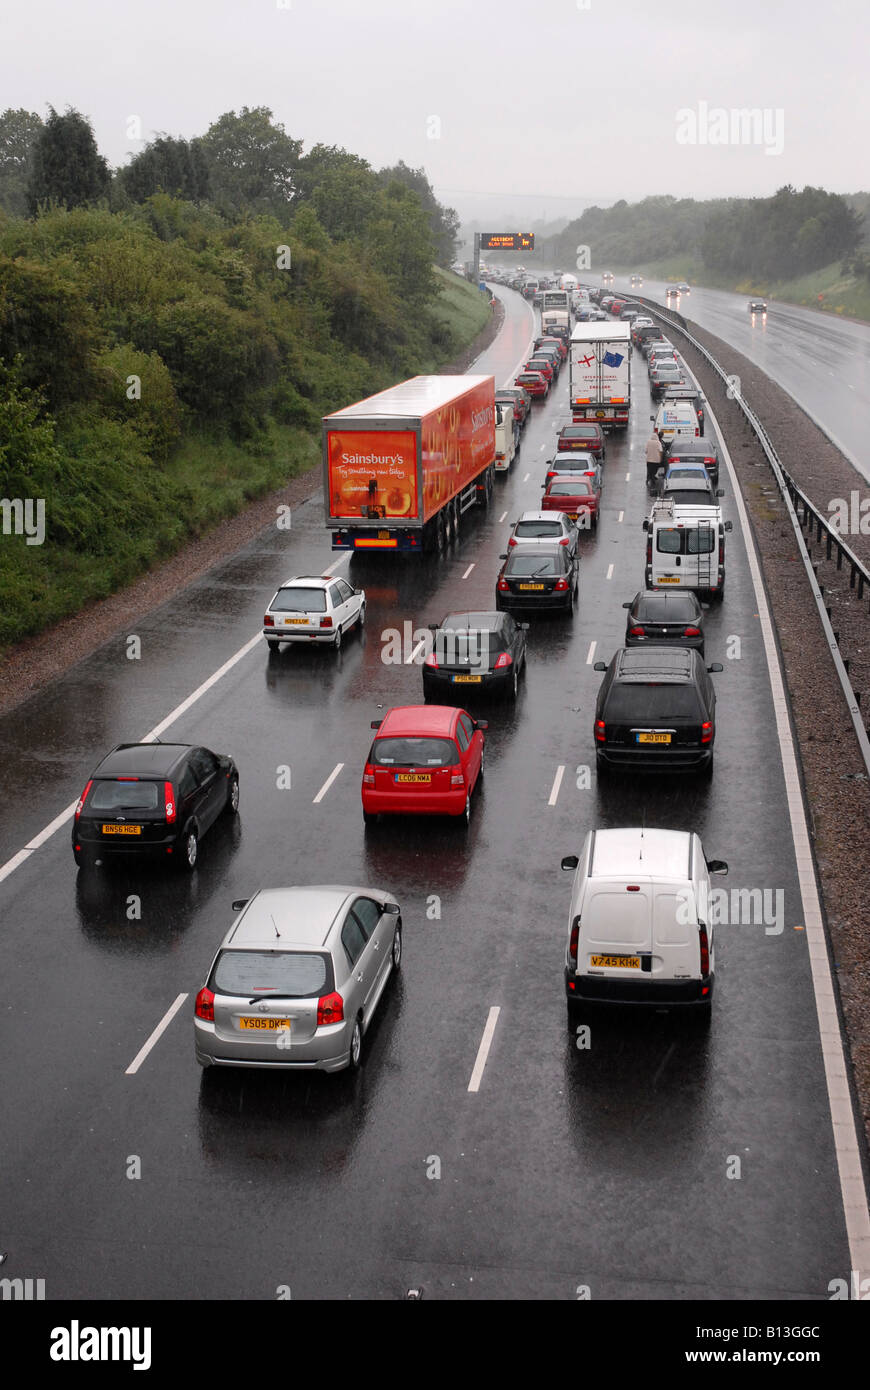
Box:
3;0;867;224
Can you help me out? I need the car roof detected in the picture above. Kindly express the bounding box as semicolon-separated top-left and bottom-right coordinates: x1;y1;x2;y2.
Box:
94;743;192;777
559;422;600;431
551;450;595;463
634;590;701;613
669;442;719;456
439;611;505;631
589;828;692;880
515;510;566;524
226;886;360;949
278;575;331;588
378;705;459;737
613;647;697;681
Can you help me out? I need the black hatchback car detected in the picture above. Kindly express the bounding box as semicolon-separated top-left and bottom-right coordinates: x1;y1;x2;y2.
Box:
592;647;723;775
664;439;720;487
622;590;706;655
496;546;578;614
423;611;528;702
72;742;239;871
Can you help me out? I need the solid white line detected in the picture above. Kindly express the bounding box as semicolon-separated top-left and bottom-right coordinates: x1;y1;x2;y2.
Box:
462;563;475;579
0;849;34;883
144;633;262;741
706;388;870;1275
585;640;597;664
617;510;624;523
548;765;565;807
405;638;426;665
498;511;508;524
606;564;614;581
467;1006;501;1093
126;994;188;1075
322;556;350;575
313;762;344;804
26;801;79;850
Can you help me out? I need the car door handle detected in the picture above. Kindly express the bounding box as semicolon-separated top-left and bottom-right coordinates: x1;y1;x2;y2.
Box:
372;942;380;951
356;972;364;982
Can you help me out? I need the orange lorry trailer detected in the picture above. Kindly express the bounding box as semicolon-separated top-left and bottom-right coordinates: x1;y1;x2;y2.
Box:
323;375;496;552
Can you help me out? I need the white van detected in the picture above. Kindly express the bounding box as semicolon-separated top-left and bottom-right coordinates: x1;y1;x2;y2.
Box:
561;827;728;1014
494;399;517;472
653;401;699;446
644;497;732;601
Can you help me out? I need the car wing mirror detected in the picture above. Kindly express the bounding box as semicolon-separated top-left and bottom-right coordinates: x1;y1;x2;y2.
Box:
232;899;249;912
370;719;383;729
499;553;508;560
475;719;489;731
561;855;579;871
592;661;607;672
716;489;724;497
382;902;401;915
724;520;733;532
621;601;631;609
642;519;649;531
707;663;724;673
706;859;728;875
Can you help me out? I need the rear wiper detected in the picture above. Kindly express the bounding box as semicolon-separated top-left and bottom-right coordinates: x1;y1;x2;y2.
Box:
530;565;552;578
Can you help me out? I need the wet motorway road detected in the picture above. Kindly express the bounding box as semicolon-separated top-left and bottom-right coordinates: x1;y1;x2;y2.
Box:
0;289;857;1301
601;273;870;481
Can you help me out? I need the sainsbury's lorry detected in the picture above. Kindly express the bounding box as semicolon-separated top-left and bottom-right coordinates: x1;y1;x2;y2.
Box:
569;321;632;430
323;376;496;552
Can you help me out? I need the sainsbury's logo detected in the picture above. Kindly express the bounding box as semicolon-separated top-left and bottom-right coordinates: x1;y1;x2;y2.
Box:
471;407;494;431
341;453;406;466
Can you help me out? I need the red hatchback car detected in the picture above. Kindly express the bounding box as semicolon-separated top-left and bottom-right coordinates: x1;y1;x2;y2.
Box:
362;705;487;826
515;371;548;399
556;422;606;459
525;356;554;384
542;474;601;530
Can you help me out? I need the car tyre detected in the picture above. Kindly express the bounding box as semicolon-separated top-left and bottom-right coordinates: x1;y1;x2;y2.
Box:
226;775;240;815
357;601;366;628
508;666;518;701
73;847;96;871
461;793;472;827
266;639;281;650
333;625;342;650
180;828;198;872
391;924;402;973
348;1016;363;1071
701;754;714;780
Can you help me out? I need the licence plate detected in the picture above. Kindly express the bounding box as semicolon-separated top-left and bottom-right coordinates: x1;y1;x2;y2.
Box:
518;583;545;591
378;529;390;539
102;824;142;835
284;617;307;625
590;955;641;969
636;732;671;744
566;513;579;520
238;1017;291;1031
657;576;680;583
395;773;431;783
452;675;482;683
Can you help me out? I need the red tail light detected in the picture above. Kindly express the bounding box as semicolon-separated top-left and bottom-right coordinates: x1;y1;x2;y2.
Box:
629;625;645;636
719;538;725;563
594;719;606;742
497;579;510;592
699;926;710;977
362;764;375;785
164;782;176;823
424;652;438;668
559;536;570;545
264;614;275;627
320;616;333;628
684;626;701;637
568;917;580;969
508;537;517;546
450;766;465;787
75;780;93;820
701;721;713;744
317;991;344;1026
494;652;513;668
554;578;569;591
195;987;214;1022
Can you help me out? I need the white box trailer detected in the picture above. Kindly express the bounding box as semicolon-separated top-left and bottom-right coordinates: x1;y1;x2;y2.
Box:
569;321;632;429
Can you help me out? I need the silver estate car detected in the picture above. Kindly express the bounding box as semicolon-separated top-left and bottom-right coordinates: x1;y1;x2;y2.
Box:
194;886;402;1072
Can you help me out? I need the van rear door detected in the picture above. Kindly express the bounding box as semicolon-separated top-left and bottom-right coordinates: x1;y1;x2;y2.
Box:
652;886;697;981
579;883;652;979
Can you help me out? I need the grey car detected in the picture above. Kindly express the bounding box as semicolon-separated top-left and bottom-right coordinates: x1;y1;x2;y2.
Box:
194;886;402;1073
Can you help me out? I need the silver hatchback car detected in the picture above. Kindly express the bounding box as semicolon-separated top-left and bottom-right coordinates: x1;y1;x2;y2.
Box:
194;886;402;1072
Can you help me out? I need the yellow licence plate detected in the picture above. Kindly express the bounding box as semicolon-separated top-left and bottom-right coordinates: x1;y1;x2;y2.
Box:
590;955;641;969
396;773;431;783
284;617;307;625
657;576;680;583
102;824;142;835
452;675;482;683
637;732;671;744
518;583;545;591
239;1017;291;1031
378;529;390;539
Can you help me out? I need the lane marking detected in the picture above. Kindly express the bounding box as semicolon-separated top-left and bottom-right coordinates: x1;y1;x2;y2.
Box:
548;765;565;806
606;564;614;581
313;762;344;804
523;472;530;482
0;849;34;884
586;640;597;664
467;1006;501;1093
462;563;475;580
26;802;79;850
126;994;188;1075
498;511;508;524
617;510;624;523
322;556;350;575
405;638;426;665
625;472;631;482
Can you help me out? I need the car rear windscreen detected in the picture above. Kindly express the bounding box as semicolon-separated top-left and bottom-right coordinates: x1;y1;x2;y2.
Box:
435;631;504;663
272;587;327;613
656;528;716;555
214;950;329;997
605;686;703;720
507;553;560;576
515;520;563;538
371;736;457;767
89;781;161;811
636;594;698;621
549;480;592;495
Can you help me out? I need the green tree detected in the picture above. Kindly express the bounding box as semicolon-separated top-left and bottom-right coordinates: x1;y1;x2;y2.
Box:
0;355;62;498
200;107;302;219
27;107;110;213
0;109;43;216
119;135;211;204
378;160;459;266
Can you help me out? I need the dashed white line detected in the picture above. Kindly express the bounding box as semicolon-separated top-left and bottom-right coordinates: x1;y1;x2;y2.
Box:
462;563;475;579
606;564;614;581
625;472;631;482
498;511;508;524
467;1006;501;1093
523;472;530;482
617;510;624;523
313;763;344;804
586;640;597;664
405;638;426;665
126;994;188;1075
548;765;566;806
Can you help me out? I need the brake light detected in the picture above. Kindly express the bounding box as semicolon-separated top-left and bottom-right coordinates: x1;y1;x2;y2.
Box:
508;536;517;546
497;579;510;592
74;780;93;819
594;719;606;742
684;626;701;637
699;926;710;977
554;578;569;591
424;652;438;668
320;616;333;628
450;767;465;787
317;991;344;1026
559;536;569;545
568;917;580;969
629;626;645;636
494;652;513;668
719;538;725;563
701;721;713;744
362;764;375;785
264;614;275;627
164;782;176;823
195;987;214;1022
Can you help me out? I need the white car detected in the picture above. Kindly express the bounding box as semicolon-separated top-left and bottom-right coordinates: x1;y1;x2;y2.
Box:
264;575;365;651
508;510;580;560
